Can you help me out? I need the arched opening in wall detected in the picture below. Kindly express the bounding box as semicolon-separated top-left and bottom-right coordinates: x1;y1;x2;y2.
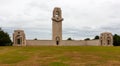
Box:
55;11;59;17
56;36;60;45
17;38;21;44
56;41;59;45
107;40;110;45
101;40;102;46
107;37;110;45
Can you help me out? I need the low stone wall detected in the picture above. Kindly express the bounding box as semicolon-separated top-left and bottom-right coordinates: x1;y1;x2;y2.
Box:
26;40;55;46
85;40;100;46
26;40;100;46
60;40;85;46
60;40;100;46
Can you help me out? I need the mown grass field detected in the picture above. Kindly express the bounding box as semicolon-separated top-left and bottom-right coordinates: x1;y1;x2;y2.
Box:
0;46;120;66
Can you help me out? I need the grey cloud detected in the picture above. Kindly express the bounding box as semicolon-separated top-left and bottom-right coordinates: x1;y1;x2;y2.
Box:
63;27;101;40
1;0;120;40
99;23;120;34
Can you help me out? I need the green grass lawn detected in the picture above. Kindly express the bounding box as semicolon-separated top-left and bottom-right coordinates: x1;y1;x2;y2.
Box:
0;46;120;66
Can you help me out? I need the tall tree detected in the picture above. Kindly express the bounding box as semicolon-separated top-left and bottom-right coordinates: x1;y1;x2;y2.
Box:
113;34;120;46
67;37;72;40
93;35;99;40
0;29;12;46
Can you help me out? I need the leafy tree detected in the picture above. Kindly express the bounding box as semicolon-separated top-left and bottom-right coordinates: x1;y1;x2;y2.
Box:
34;38;38;40
93;35;99;40
67;37;72;40
84;38;90;40
0;29;12;46
113;34;120;46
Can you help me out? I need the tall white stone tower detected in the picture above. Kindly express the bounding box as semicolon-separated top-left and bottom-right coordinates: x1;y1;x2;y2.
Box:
52;7;63;45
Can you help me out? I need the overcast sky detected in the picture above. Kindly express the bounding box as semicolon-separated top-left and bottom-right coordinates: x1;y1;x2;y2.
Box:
0;0;120;40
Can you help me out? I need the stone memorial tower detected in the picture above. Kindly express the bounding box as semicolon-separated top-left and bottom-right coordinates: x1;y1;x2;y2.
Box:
13;30;26;46
52;7;63;45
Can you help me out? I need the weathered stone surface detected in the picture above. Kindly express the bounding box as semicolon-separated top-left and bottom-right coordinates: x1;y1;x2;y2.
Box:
52;7;63;45
26;40;100;46
13;30;26;46
100;32;113;46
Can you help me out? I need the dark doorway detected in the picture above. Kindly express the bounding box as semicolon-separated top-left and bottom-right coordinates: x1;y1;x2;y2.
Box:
17;39;21;44
108;40;110;45
56;41;59;45
56;36;60;45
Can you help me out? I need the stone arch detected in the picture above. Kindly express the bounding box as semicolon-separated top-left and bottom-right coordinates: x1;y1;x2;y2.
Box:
53;7;62;18
100;32;113;46
107;37;110;45
13;30;26;46
17;38;21;44
15;35;22;44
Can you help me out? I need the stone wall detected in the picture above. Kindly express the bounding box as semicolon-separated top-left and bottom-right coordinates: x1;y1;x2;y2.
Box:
26;40;55;46
85;40;100;46
26;40;100;46
60;40;100;46
60;40;85;46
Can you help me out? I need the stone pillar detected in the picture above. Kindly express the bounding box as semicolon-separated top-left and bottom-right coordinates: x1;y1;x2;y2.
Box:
52;7;63;45
100;32;113;46
13;30;26;46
